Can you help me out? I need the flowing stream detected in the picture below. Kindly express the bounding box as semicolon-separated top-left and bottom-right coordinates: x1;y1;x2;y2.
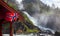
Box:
23;11;55;34
15;0;55;34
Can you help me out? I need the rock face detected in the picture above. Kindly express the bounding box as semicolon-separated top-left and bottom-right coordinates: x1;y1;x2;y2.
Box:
22;0;40;15
22;0;60;33
37;14;60;32
46;14;60;32
22;0;49;16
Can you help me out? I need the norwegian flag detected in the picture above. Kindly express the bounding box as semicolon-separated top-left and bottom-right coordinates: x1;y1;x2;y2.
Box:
5;12;19;22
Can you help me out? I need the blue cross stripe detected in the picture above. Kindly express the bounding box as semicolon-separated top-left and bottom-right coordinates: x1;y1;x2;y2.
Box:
12;13;16;21
7;13;18;21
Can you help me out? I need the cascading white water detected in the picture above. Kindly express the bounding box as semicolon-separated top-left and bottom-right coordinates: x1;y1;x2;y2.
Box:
15;0;55;34
23;11;38;26
23;11;55;34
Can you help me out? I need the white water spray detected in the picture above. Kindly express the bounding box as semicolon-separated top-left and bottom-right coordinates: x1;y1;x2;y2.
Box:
23;11;55;34
15;0;55;34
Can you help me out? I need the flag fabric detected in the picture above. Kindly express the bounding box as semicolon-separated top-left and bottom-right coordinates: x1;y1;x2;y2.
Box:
5;12;19;22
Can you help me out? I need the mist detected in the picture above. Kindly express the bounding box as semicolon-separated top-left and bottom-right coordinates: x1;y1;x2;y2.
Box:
14;0;60;34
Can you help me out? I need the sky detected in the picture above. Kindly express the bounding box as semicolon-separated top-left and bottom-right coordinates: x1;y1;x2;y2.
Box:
40;0;60;8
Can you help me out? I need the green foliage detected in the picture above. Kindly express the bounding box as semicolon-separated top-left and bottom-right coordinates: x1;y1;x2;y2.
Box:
21;13;40;33
3;0;18;10
22;13;33;24
8;3;18;10
3;0;8;2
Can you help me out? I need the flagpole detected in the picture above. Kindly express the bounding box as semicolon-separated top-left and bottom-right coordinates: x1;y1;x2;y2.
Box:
10;22;13;36
0;23;2;36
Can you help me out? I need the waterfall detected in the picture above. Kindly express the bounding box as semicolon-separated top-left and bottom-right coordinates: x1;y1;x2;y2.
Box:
23;12;55;34
23;11;38;26
15;0;55;34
